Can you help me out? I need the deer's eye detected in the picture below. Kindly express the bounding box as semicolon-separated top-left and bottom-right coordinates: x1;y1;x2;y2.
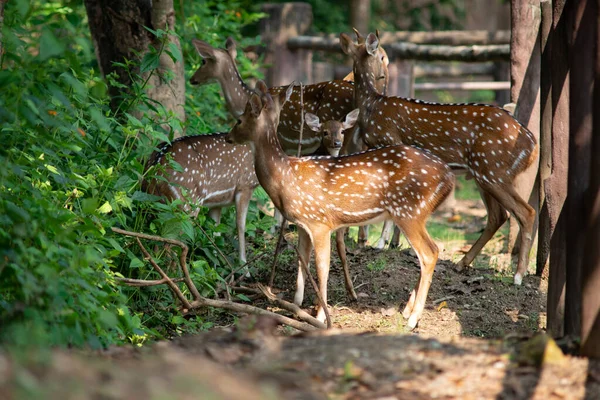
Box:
201;59;206;66
323;130;329;136
236;119;242;125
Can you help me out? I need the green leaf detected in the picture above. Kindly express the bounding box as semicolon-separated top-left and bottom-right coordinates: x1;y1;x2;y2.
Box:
81;198;99;214
97;201;113;214
39;28;66;61
45;164;60;175
107;238;125;253
129;257;144;269
166;42;183;63
236;293;251;302
131;191;162;202
181;220;195;241
140;52;160;73
171;315;185;325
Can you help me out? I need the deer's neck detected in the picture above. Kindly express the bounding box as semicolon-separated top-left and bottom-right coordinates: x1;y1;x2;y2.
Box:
353;69;381;117
217;67;253;118
252;124;293;212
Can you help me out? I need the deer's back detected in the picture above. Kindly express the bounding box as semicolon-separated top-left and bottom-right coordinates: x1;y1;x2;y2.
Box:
362;97;538;180
144;133;258;207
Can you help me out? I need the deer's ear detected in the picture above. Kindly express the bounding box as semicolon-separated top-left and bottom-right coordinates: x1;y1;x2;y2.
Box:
305;113;321;132
283;82;294;104
192;39;215;59
342;108;360;130
365;33;379;56
225;37;237;59
255;80;269;96
249;94;263;117
339;33;357;55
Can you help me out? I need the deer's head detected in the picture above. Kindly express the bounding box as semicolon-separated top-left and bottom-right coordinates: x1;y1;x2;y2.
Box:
227;81;293;145
340;31;387;91
190;37;238;85
305;109;360;157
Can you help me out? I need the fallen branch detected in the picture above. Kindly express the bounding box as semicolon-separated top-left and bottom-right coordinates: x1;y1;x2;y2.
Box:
189;297;317;332
111;227;322;333
256;284;326;329
117;276;185;287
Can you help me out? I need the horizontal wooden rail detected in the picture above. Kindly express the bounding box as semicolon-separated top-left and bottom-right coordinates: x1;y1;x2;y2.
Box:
305;30;511;45
413;81;510;91
413;62;498;78
287;36;510;62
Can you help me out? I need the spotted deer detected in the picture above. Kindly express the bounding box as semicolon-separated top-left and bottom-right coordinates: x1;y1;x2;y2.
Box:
190;36;393;249
143;133;258;264
227;84;455;328
340;32;539;285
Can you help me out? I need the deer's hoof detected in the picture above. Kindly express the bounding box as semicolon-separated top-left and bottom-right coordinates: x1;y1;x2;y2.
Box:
513;272;523;286
407;315;419;330
455;259;469;272
373;240;386;250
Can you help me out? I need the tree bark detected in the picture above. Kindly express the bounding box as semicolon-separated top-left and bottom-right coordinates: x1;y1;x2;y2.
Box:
84;0;185;135
536;0;553;277
508;0;541;257
350;0;371;36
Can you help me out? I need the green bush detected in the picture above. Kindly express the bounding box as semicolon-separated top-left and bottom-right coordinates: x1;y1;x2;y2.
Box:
0;0;269;349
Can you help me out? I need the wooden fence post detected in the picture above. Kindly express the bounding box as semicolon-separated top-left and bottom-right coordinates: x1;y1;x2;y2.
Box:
537;0;553;277
564;0;596;337
581;2;600;354
259;3;313;87
545;0;570;338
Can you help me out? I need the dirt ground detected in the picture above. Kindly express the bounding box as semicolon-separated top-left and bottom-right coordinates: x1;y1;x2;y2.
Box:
2;196;600;399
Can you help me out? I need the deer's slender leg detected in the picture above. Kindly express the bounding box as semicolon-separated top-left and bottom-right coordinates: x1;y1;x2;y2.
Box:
457;189;509;270
396;218;438;329
484;184;535;285
294;227;313;306
208;208;222;225
336;228;357;301
374;220;395;249
312;226;332;323
358;225;369;248
235;189;252;264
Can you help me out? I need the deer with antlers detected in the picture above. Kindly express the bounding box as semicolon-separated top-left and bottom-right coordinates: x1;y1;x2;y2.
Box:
143;134;257;265
340;31;539;285
227;83;454;328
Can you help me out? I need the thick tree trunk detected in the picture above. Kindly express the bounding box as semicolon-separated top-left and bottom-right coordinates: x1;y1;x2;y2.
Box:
508;0;541;258
350;0;370;35
84;0;185;135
